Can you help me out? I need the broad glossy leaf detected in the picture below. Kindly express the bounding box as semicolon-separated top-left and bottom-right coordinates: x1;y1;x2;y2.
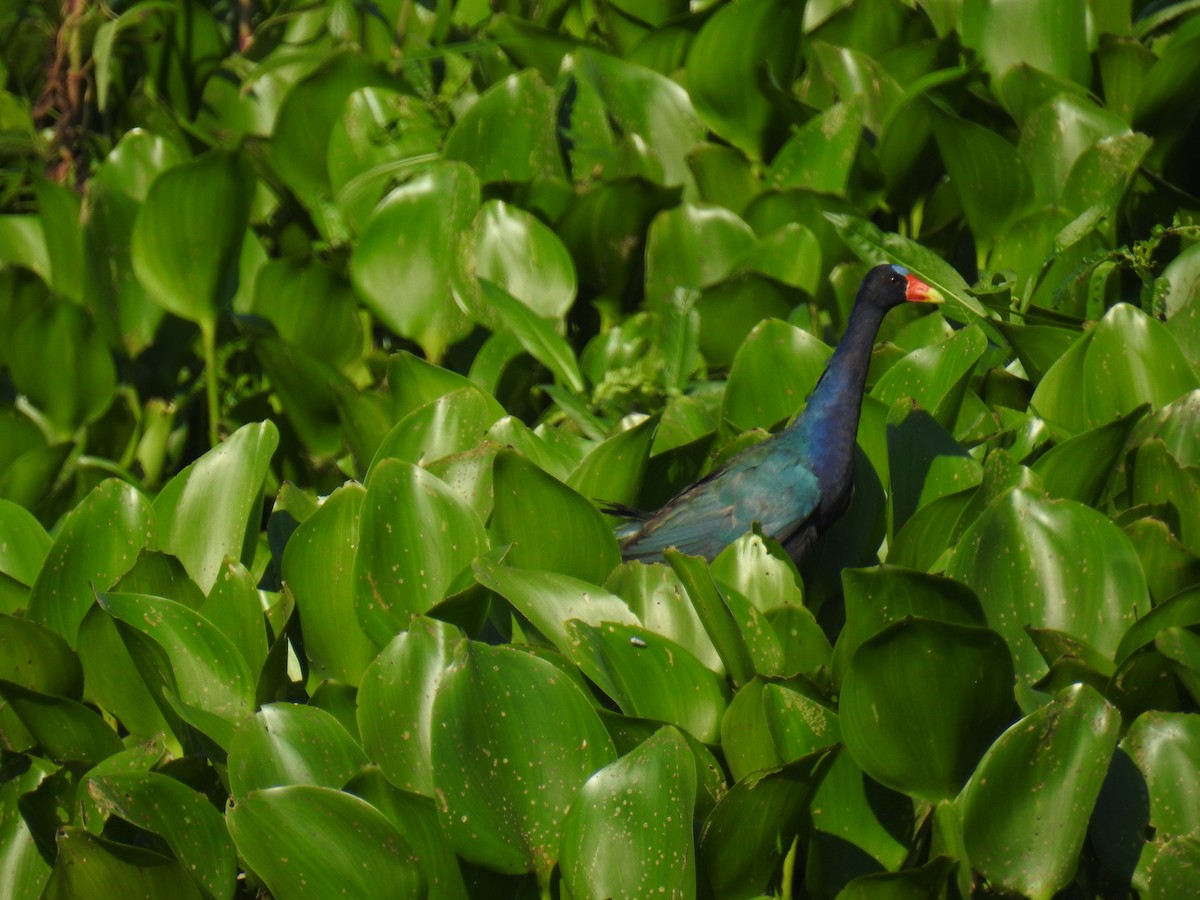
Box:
711;532;804;613
1060;132;1151;222
722;318;829;432
766;101;863;196
806;748;913;896
370;386;503;477
1146;834;1200;899
476;280;586;393
667;550;756;687
86;772;236;900
842;618;1014;803
567;620;727;743
961;0;1090;93
1032;303;1199;434
834;566;985;688
474;199;575;322
282;484;377;685
358;618;460;797
721;678;785;781
885;403;982;536
764;604;832;679
97;591;254;748
644;203;756;312
0;614;81;697
1123;517;1200;605
227;785;425;899
606;562;723;673
473;559;638;656
763;682;840;763
249;257;363;370
993;321;1080;385
0;680;123;765
685;0;803;161
354;460;487;645
946;489;1145;691
932;108;1033;249
444;69;563;185
1132;439;1200;555
699;755;826;900
201;559;267;685
490;449;620;582
696;272;802;368
9;301;115;432
131;151;254;329
567;416;657;509
560;726;697;900
430;641;615;879
349;163;478;362
228;703;368;796
734;222;822;295
1018;94;1129;205
0;498;50;601
28;479;154;644
957;685;1120;900
42;828;201;900
153;421;278;594
1031;405;1144;505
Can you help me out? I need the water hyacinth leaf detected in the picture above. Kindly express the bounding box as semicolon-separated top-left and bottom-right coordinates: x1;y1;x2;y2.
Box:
734;222;822;295
153;421;278;594
667;549;756;686
28;479;154;644
957;685;1120;900
765;604;832;679
711;532;804;613
227;785;425;899
9;302;116;433
699;755;826;900
1146;834;1200;898
1031;405;1144;505
0;614;81;697
473;559;638;656
872;324;988;432
354;459;488;645
42;827;201;900
720;678;784;781
841;618;1014;804
476;280;586;393
370;386;503;478
349;163;478;362
722;318;830;432
766;101;863;196
474;199;576;322
86;772;236;900
643;203;756;312
1131;439;1200;554
227;703;368;796
961;0;1090;94
567;416;657;510
695;272;802;368
96;591;255;748
834;565;985;688
566;620;728;744
282;484;377;686
131;150;254;329
443;68;564;185
606;562;723;674
946;488;1145;691
490;450;620;583
932;108;1033;250
560;726;697;900
430;641;616;879
0;681;123;765
763;682;840;762
1123;517;1200;605
806;748;914;895
1018;94;1129;205
249;257;363;370
202;559;268;685
684;0;803;161
327;86;442;201
358;618;460;798
994;321;1080;386
885;403;983;537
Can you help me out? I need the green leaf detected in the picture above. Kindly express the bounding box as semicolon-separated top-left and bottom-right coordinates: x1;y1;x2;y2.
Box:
695;272;802;368
722;318;829;432
282;484;377;685
369;386;503;478
961;0;1090;95
85;772;236;900
153;421;278;594
490;449;620;582
684;0;804;161
28;479;154;644
957;685;1120;900
666;550;756;687
1031;406;1144;505
249;257;363;370
358;618;460;798
873;325;989;432
228;703;368;796
0;680;123;765
711;532;804;613
606;562;723;673
842;618;1014;803
444;69;564;185
644;203;756;312
431;641;616;880
227;785;425;899
0;498;50;600
474;199;576;321
566;619;728;743
476;280;586;393
354;459;487;645
349;162;478;362
98;590;254;748
766;101;863;196
946;488;1146;694
560;727;697;900
885;404;982;537
42;828;202;900
131;151;254;330
567;416;657;509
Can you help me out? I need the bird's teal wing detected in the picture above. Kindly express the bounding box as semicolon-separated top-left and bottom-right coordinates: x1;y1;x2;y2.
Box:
618;438;823;562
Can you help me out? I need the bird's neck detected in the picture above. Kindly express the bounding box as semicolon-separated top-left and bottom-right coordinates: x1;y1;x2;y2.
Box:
783;301;886;481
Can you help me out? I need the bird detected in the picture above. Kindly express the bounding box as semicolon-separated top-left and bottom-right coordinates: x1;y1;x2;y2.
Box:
612;264;944;565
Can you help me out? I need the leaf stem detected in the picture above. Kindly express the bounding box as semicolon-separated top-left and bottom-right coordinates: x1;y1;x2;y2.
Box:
201;320;220;446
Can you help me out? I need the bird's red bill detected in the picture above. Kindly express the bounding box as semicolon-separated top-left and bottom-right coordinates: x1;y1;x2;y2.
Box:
904;274;944;304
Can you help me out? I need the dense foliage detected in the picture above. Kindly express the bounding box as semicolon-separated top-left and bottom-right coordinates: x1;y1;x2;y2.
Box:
2;0;1200;897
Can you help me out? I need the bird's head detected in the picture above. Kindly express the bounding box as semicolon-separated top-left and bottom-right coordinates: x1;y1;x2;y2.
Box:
862;264;944;310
